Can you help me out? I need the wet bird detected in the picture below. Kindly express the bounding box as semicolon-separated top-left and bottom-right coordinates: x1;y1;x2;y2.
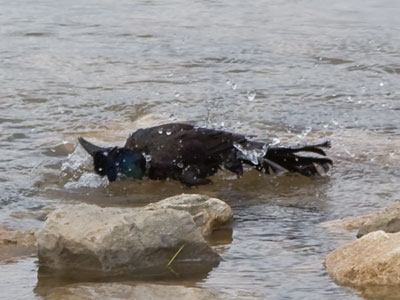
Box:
78;123;332;186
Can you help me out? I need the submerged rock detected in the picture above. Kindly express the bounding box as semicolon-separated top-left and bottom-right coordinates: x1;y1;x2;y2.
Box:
0;226;37;261
320;201;400;238
357;201;400;238
35;194;231;273
319;214;373;232
325;230;400;286
45;282;225;300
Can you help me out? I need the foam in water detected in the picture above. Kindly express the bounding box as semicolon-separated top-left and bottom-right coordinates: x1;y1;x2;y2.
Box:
64;173;109;189
61;144;109;188
61;146;90;174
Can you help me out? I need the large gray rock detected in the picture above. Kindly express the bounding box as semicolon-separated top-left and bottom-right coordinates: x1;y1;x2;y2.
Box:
325;230;400;286
146;194;233;236
35;194;232;273
45;283;226;300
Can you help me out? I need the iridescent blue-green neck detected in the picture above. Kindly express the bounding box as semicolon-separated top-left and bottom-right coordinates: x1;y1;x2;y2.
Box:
93;147;145;181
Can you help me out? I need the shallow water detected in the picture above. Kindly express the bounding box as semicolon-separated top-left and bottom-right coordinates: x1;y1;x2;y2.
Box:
1;0;400;299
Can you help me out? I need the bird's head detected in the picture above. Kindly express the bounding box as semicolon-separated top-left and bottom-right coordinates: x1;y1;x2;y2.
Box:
93;147;145;181
78;137;145;181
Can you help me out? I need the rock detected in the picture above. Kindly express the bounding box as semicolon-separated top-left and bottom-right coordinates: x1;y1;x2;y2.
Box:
45;282;225;300
358;285;400;300
146;194;233;236
320;201;400;237
35;195;228;273
357;201;400;238
325;230;400;286
0;226;37;261
11;206;55;222
319;214;373;232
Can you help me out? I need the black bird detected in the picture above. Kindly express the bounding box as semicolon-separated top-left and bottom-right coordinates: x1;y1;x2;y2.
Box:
78;123;332;186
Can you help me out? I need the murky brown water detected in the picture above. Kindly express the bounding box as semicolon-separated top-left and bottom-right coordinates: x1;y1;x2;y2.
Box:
1;0;400;299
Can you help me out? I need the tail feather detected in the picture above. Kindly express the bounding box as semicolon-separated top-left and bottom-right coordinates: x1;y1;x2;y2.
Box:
78;137;108;157
275;141;331;156
263;142;333;176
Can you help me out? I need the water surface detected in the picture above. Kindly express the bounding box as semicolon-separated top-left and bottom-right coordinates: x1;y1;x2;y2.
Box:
1;0;400;299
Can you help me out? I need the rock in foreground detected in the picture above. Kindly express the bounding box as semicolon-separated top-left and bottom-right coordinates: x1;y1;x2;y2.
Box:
35;194;232;273
45;283;225;300
146;194;233;236
325;230;400;286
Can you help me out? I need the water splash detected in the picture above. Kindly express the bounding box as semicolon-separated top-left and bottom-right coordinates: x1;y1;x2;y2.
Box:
233;142;268;165
226;80;237;90
64;173;108;189
144;154;152;162
247;91;256;101
61;146;91;174
297;126;312;139
271;138;280;146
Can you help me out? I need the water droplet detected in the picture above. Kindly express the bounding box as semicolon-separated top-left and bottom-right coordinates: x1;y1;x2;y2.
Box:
177;162;184;168
174;91;180;98
379;82;384;87
98;168;103;172
220;121;225;127
226;80;232;86
247;91;256;101
233;142;267;165
145;154;152;162
158;129;163;134
297;126;312;139
103;151;109;157
271;138;280;146
115;162;120;166
166;129;172;136
232;83;237;90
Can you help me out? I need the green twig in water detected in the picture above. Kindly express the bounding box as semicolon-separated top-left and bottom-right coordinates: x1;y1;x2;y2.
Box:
167;244;185;267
